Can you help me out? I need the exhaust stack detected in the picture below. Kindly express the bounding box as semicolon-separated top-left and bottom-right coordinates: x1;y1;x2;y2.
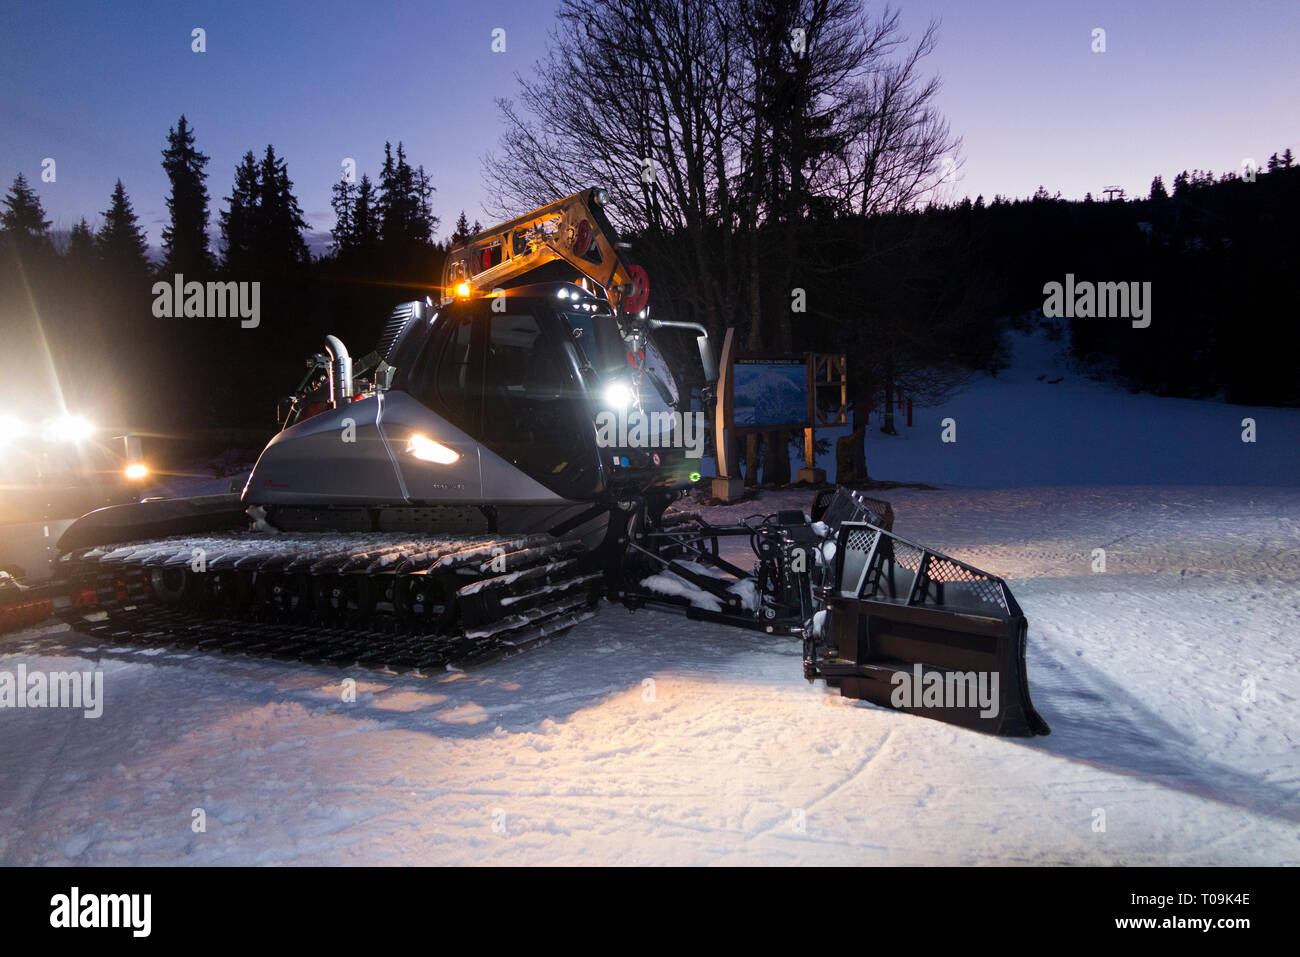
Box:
324;335;353;409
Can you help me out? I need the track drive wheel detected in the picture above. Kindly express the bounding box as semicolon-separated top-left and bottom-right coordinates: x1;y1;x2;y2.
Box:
392;573;456;633
312;573;377;624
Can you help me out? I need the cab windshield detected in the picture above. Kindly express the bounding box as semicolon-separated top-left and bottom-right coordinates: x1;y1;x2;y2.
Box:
561;311;678;412
561;310;624;377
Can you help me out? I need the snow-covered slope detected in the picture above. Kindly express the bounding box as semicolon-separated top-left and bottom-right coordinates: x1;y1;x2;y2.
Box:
824;323;1300;487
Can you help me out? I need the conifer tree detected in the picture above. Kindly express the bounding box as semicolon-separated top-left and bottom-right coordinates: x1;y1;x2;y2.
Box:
66;217;96;264
0;173;54;255
329;177;356;254
352;174;380;252
160;115;213;275
220;151;260;273
452;210;471;243
377;141;438;247
96;179;151;280
255;144;309;269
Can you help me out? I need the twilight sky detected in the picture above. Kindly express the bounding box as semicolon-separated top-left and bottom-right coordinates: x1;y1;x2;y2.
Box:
2;0;1296;252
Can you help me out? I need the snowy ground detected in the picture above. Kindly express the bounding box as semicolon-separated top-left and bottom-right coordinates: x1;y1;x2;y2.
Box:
708;320;1300;488
0;483;1296;866
1;324;1296;865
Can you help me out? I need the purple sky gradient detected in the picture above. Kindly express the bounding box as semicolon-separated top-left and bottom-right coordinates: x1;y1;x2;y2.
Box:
899;0;1299;205
2;0;1295;252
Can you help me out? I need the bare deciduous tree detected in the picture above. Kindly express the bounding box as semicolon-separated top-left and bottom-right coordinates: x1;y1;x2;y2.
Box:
485;0;960;483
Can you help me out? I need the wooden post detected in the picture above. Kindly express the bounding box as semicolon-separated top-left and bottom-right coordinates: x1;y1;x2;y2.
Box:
714;327;736;477
796;353;826;485
711;328;745;501
804;355;815;470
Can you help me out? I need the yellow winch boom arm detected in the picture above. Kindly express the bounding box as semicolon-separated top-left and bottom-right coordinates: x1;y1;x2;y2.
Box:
441;187;716;389
441;187;638;311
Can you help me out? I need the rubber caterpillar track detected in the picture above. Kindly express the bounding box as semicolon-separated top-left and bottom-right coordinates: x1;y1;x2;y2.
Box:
53;530;603;673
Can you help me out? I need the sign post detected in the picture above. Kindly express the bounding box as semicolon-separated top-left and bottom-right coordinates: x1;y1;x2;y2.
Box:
801;353;849;484
709;327;846;498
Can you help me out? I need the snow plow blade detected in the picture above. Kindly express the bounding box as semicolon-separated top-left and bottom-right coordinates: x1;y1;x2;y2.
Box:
810;521;1049;737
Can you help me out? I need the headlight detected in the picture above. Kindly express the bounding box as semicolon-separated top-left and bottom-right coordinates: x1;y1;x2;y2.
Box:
47;415;94;443
124;463;149;480
405;434;460;465
601;380;635;411
0;414;26;449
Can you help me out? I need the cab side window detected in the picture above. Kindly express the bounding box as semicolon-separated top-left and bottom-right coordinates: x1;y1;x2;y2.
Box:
407;311;478;433
436;315;475;426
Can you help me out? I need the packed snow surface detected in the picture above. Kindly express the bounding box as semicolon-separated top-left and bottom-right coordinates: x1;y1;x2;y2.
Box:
1;484;1296;866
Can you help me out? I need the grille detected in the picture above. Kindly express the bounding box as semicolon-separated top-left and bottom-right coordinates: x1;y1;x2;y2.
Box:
375;301;423;362
836;522;1010;614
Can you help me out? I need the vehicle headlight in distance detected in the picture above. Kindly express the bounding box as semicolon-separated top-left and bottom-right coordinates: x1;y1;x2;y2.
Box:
601;380;635;411
0;413;26;449
405;433;460;465
47;415;94;443
124;463;149;480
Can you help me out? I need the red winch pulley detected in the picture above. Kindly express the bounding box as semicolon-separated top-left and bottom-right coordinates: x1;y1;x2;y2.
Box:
623;264;649;314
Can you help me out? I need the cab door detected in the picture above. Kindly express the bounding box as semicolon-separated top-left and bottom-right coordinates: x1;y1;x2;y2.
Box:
386;304;485;502
476;306;600;500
